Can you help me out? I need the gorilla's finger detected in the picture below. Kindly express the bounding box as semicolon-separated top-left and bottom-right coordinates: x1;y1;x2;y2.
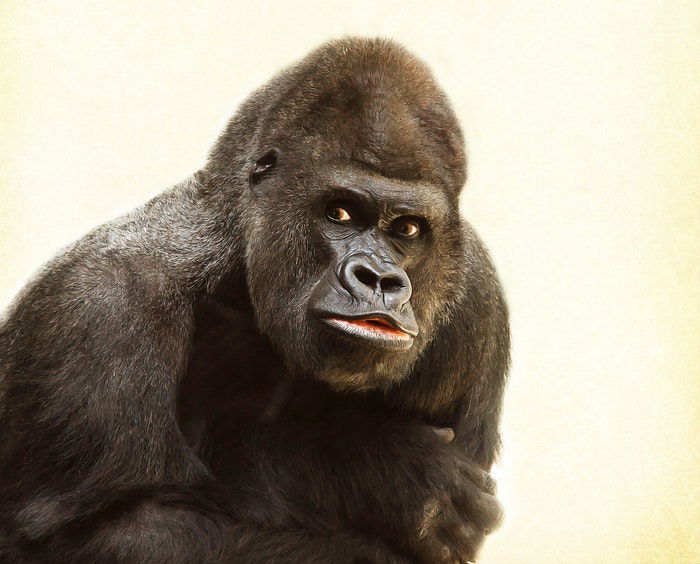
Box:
431;426;455;443
418;497;441;539
415;534;454;564
436;518;482;564
484;473;497;494
455;459;497;494
452;485;504;532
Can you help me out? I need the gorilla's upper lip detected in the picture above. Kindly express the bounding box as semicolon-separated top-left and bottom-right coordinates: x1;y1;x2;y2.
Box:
318;311;419;338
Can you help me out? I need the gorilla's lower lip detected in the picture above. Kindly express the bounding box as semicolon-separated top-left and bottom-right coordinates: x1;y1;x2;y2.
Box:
322;317;415;350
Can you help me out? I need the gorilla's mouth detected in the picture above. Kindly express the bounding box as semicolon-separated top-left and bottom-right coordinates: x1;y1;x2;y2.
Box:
322;315;416;350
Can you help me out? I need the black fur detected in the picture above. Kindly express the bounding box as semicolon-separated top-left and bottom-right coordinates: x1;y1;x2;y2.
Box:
0;38;509;563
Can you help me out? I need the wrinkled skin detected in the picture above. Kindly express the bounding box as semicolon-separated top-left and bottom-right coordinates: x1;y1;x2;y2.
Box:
0;38;509;563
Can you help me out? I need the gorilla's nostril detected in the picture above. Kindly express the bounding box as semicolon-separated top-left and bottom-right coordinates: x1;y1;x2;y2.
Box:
346;262;410;301
353;266;378;288
380;276;404;293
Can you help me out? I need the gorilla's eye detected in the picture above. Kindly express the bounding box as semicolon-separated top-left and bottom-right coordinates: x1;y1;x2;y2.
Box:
327;206;352;223
393;218;421;238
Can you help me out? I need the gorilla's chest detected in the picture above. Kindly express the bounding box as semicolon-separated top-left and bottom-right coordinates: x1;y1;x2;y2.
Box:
177;296;290;451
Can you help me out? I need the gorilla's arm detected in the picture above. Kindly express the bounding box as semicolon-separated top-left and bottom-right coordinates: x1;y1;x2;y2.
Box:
207;395;500;564
2;484;403;563
0;182;221;559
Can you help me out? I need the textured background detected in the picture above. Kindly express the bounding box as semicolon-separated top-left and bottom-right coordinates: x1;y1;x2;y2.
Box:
1;1;698;562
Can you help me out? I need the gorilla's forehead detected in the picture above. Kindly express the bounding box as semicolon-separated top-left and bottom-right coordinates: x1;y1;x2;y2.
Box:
324;165;451;221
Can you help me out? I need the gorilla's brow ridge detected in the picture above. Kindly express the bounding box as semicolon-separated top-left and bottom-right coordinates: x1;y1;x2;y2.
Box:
326;169;450;223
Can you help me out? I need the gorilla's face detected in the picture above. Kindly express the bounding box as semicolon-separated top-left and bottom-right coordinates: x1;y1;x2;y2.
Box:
244;153;465;391
205;36;469;391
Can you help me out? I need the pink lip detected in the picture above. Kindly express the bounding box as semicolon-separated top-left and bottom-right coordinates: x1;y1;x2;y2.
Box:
327;317;411;339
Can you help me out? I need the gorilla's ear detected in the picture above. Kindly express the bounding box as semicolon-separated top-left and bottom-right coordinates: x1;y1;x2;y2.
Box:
249;148;281;188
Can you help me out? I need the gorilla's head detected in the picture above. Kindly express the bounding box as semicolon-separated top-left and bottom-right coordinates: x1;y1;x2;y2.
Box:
208;38;468;391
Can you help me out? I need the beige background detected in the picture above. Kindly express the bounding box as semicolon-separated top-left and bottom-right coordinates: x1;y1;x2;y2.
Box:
1;1;699;562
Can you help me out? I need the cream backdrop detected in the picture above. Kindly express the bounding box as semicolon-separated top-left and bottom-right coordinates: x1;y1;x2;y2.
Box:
1;1;698;562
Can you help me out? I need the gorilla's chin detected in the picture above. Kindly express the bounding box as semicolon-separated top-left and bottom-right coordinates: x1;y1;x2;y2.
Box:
313;361;410;393
306;329;421;393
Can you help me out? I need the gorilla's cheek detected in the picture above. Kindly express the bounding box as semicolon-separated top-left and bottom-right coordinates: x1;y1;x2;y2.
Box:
247;256;310;336
243;228;326;370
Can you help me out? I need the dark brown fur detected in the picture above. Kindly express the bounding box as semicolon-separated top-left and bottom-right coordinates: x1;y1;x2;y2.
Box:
0;38;509;563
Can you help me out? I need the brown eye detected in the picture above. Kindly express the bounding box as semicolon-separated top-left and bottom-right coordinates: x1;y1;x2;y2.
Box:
393;218;421;238
327;206;351;222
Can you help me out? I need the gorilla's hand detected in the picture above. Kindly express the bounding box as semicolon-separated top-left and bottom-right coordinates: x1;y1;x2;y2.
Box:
397;427;503;564
375;425;502;564
206;404;502;563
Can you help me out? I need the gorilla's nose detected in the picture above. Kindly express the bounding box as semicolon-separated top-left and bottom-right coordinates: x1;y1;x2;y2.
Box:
340;255;412;308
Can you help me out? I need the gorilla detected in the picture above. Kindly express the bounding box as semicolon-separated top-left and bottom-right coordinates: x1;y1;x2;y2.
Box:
0;38;509;563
